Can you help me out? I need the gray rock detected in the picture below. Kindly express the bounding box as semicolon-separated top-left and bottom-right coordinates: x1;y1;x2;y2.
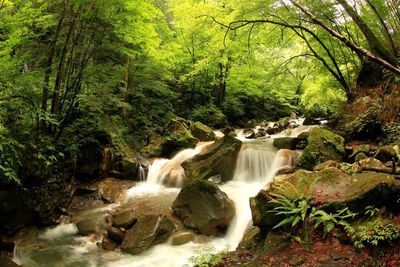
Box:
76;220;99;236
121;215;175;255
172;179;235;236
107;227;124;244
112;210;137;229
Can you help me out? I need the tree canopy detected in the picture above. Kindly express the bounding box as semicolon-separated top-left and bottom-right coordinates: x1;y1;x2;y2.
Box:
0;0;399;184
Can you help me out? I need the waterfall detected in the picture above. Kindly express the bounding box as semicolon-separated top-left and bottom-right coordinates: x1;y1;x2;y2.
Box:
13;135;298;267
233;140;277;183
146;141;213;187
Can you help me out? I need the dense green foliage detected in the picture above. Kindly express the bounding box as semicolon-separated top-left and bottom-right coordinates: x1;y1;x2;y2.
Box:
0;0;399;184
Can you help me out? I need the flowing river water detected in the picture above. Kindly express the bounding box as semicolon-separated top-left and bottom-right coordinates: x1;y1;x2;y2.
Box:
12;131;301;267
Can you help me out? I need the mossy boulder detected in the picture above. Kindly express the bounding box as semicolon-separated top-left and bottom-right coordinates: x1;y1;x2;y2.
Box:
273;137;298;150
342;97;384;140
374;145;398;163
298;128;345;170
163;118;199;157
172;179;235;236
251;168;400;233
190;121;215;141
139;137;167;158
140;118;199;158
349;145;371;161
182;134;242;182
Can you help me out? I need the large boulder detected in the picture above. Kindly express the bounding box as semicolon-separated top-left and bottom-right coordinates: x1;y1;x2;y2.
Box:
298;128;345;170
121;215;175;255
374;145;398;163
182;134;242;182
190;122;215;141
162;117;199;157
76;131;113;181
273;137;298;150
250;168;400;233
342;97;384;140
172;179;235;236
139;137;167;158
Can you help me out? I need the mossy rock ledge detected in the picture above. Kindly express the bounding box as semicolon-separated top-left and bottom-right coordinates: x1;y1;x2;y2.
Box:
182;133;242;182
250;167;400;234
298;128;345;170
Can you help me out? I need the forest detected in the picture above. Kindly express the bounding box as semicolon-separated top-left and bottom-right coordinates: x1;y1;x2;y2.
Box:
0;0;399;266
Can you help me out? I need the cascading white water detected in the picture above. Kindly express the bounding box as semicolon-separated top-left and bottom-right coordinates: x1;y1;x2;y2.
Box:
233;140;277;183
13;135;296;267
146;141;213;187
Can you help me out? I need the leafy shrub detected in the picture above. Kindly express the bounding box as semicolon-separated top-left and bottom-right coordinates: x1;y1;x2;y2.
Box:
352;223;400;249
310;207;356;238
0;133;24;184
189;246;224;267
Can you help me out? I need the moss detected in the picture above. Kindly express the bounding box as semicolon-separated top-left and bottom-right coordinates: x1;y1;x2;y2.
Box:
298;128;345;170
139;137;166;157
190;121;215;141
183;178;218;195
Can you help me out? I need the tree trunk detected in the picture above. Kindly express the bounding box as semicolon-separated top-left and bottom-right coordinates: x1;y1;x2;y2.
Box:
50;14;75;117
40;10;65;132
335;0;398;66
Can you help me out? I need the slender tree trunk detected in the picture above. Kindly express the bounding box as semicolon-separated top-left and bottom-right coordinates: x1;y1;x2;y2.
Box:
122;56;130;117
51;14;76;117
40;10;65;132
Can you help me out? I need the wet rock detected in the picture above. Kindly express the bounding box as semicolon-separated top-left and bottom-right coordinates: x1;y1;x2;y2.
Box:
172;179;235;236
107;227;124;244
207;175;222;184
255;129;268;139
251;168;400;232
121;215;175;255
349;145;371;161
112;210;137;229
76;219;99;236
298;128;345;170
98;178;135;203
102;236;118;251
276;117;290;130
273;137;298;150
162;117;199;157
190;121;215;141
183;134;242;182
342;97;384;140
139;136;167;158
243;128;256;139
374;145;398;163
238;226;261;250
263;231;291;253
0;256;20;267
171;230;196;246
352;157;393;173
355;152;368;162
76;131;113;181
266;126;279;135
314;160;340;171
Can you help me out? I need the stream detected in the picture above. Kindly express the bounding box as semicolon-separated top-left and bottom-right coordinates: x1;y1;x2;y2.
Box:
12;131;300;267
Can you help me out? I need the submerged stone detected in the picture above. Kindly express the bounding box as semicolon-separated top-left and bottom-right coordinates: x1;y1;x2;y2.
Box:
171;231;196;246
